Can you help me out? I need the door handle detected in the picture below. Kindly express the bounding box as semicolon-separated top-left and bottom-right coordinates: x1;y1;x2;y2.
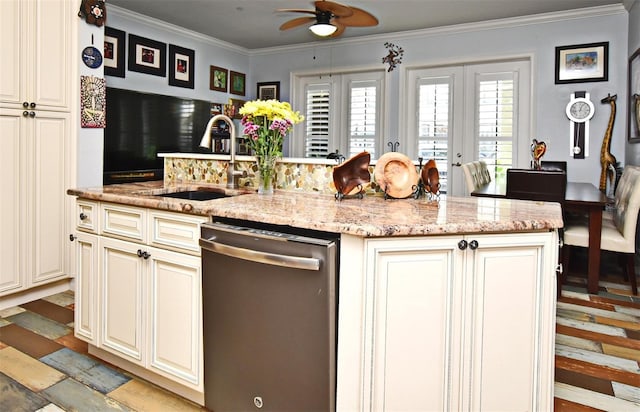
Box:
199;237;320;271
451;162;461;167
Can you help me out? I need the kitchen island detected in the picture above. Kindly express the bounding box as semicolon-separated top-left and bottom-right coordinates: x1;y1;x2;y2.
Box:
68;181;562;411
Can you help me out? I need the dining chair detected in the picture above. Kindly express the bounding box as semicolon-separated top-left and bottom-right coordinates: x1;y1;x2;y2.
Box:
561;165;640;295
461;160;492;194
505;168;567;203
540;160;567;172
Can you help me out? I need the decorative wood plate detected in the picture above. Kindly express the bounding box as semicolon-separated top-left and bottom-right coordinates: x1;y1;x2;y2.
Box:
374;152;419;198
333;151;371;196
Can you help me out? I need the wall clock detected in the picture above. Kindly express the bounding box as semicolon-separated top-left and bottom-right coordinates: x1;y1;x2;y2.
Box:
566;91;594;159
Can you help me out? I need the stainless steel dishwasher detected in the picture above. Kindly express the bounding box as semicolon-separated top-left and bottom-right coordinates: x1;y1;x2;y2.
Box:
200;219;339;412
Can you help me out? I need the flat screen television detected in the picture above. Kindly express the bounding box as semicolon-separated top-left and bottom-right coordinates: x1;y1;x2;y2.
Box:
104;87;212;184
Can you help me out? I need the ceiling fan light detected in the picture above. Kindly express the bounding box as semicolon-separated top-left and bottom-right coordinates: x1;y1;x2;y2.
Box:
309;22;337;36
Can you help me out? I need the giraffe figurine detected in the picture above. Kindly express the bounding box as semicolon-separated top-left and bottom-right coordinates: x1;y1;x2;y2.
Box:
599;93;617;194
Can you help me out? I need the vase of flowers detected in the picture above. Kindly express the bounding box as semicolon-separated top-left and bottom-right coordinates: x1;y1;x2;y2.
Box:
239;99;304;194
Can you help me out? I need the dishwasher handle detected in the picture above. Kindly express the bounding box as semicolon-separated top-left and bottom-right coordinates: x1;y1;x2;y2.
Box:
199;237;321;271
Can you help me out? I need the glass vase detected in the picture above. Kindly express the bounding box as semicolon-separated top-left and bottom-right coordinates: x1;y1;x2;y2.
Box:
255;155;278;195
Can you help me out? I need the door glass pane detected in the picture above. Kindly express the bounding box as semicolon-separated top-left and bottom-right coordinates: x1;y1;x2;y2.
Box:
477;77;514;181
305;85;330;158
417;80;450;193
349;82;377;158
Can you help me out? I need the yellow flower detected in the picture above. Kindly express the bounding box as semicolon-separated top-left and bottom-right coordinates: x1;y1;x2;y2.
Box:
239;99;304;124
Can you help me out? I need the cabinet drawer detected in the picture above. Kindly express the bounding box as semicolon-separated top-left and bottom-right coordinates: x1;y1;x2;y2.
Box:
101;203;146;242
76;200;99;233
149;210;208;255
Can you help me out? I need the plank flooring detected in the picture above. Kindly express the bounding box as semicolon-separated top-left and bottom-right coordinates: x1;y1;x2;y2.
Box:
555;249;640;411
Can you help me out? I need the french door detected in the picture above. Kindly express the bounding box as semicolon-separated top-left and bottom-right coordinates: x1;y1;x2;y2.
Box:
405;59;531;196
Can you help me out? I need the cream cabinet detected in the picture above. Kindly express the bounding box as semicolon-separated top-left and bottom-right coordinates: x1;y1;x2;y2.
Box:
72;200;207;394
0;107;70;296
337;231;557;412
0;0;71;111
0;0;73;300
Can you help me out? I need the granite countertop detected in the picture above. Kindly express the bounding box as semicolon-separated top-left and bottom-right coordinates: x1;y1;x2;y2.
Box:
68;181;563;237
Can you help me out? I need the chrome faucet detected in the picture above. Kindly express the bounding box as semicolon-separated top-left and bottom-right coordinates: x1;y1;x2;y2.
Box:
199;114;243;189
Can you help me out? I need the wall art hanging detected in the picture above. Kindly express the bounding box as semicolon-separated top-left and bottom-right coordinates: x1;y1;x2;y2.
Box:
80;75;106;128
230;71;246;96
555;42;608;84
78;0;106;27
104;27;125;78
128;34;166;77
210;66;228;92
168;45;195;88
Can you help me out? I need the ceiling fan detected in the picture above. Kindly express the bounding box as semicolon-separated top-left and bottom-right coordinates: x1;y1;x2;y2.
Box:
278;1;378;38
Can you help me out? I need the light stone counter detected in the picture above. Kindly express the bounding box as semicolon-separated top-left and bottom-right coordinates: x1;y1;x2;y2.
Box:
67;181;563;237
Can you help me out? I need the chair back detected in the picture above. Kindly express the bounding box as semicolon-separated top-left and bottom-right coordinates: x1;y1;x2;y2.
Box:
461;160;492;193
611;165;640;245
506;168;566;203
540;160;567;172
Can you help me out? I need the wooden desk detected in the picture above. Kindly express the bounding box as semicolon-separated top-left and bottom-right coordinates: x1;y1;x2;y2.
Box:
472;181;608;294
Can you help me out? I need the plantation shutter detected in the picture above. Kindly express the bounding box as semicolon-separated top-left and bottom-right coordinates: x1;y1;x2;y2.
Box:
304;83;331;158
417;77;451;192
477;73;515;181
348;80;378;158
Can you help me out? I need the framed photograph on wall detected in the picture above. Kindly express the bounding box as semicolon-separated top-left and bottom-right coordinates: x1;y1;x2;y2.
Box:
629;48;640;143
555;42;608;84
257;81;280;100
168;45;194;88
230;71;246;96
104;27;125;77
128;34;166;77
210;66;228;92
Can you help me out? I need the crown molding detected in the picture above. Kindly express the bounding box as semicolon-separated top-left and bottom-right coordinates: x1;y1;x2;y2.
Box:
108;4;250;55
108;4;626;57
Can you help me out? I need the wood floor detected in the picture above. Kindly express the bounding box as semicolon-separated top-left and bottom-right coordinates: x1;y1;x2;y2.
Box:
554;250;640;411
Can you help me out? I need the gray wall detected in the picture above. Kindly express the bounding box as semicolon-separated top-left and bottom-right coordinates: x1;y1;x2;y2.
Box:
626;1;640;166
86;5;632;187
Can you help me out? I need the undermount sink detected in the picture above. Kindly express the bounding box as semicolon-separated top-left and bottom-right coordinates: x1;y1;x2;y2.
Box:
155;190;230;201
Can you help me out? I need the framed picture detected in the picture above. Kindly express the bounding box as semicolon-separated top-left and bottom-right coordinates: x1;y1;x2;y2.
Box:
128;34;166;77
210;66;228;92
628;48;640;143
210;102;223;115
555;42;608;84
230;71;246;96
104;27;125;77
168;45;194;88
227;98;246;119
257;81;280;100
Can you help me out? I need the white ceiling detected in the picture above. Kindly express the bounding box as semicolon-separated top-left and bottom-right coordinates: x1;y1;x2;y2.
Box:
106;0;633;49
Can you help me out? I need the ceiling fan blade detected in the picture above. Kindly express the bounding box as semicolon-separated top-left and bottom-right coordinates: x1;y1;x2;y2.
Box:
315;0;353;17
330;20;346;37
276;8;317;15
279;16;315;31
335;7;378;27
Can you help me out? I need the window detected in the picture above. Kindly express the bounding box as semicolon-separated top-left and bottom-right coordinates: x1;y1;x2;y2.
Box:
293;70;384;159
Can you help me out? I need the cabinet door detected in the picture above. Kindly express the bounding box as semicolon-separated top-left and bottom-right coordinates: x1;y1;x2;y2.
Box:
147;247;202;389
100;237;146;365
0;109;25;295
364;236;463;412
30;111;69;285
74;232;99;344
0;0;71;110
0;0;24;106
464;232;556;412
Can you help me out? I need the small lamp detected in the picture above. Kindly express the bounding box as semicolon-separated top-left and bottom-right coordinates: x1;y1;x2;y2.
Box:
309;12;336;36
